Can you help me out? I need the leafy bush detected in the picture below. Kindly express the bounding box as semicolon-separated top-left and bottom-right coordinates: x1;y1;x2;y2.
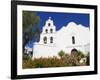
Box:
78;50;85;58
62;54;80;66
23;54;30;60
58;50;65;58
86;52;90;65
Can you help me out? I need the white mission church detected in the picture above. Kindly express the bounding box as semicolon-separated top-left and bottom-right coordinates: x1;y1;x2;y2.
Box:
29;17;90;59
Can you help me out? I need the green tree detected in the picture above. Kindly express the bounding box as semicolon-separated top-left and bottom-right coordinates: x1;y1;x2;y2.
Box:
23;11;40;54
23;11;40;30
58;50;65;58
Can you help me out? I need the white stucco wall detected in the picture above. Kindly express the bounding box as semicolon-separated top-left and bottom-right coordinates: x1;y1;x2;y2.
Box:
32;18;90;59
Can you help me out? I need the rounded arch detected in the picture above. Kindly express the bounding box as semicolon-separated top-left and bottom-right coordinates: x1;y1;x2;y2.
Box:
50;36;53;43
72;36;75;44
48;23;51;26
71;48;78;56
45;29;48;33
50;28;53;33
43;36;47;44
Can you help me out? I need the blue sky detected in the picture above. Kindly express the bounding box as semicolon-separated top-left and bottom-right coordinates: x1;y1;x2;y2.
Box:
37;11;90;32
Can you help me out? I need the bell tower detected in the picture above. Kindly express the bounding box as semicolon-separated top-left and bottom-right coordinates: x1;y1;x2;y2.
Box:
39;17;56;45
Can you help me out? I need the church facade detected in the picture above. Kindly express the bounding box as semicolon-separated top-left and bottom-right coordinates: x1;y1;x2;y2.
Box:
32;17;90;59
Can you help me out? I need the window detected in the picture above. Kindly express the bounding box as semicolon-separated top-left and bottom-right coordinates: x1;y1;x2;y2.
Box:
72;36;75;44
43;37;47;44
50;37;53;43
48;23;51;26
50;29;53;33
45;29;48;33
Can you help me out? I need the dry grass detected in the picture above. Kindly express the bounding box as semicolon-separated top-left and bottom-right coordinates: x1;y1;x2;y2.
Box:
22;51;89;69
